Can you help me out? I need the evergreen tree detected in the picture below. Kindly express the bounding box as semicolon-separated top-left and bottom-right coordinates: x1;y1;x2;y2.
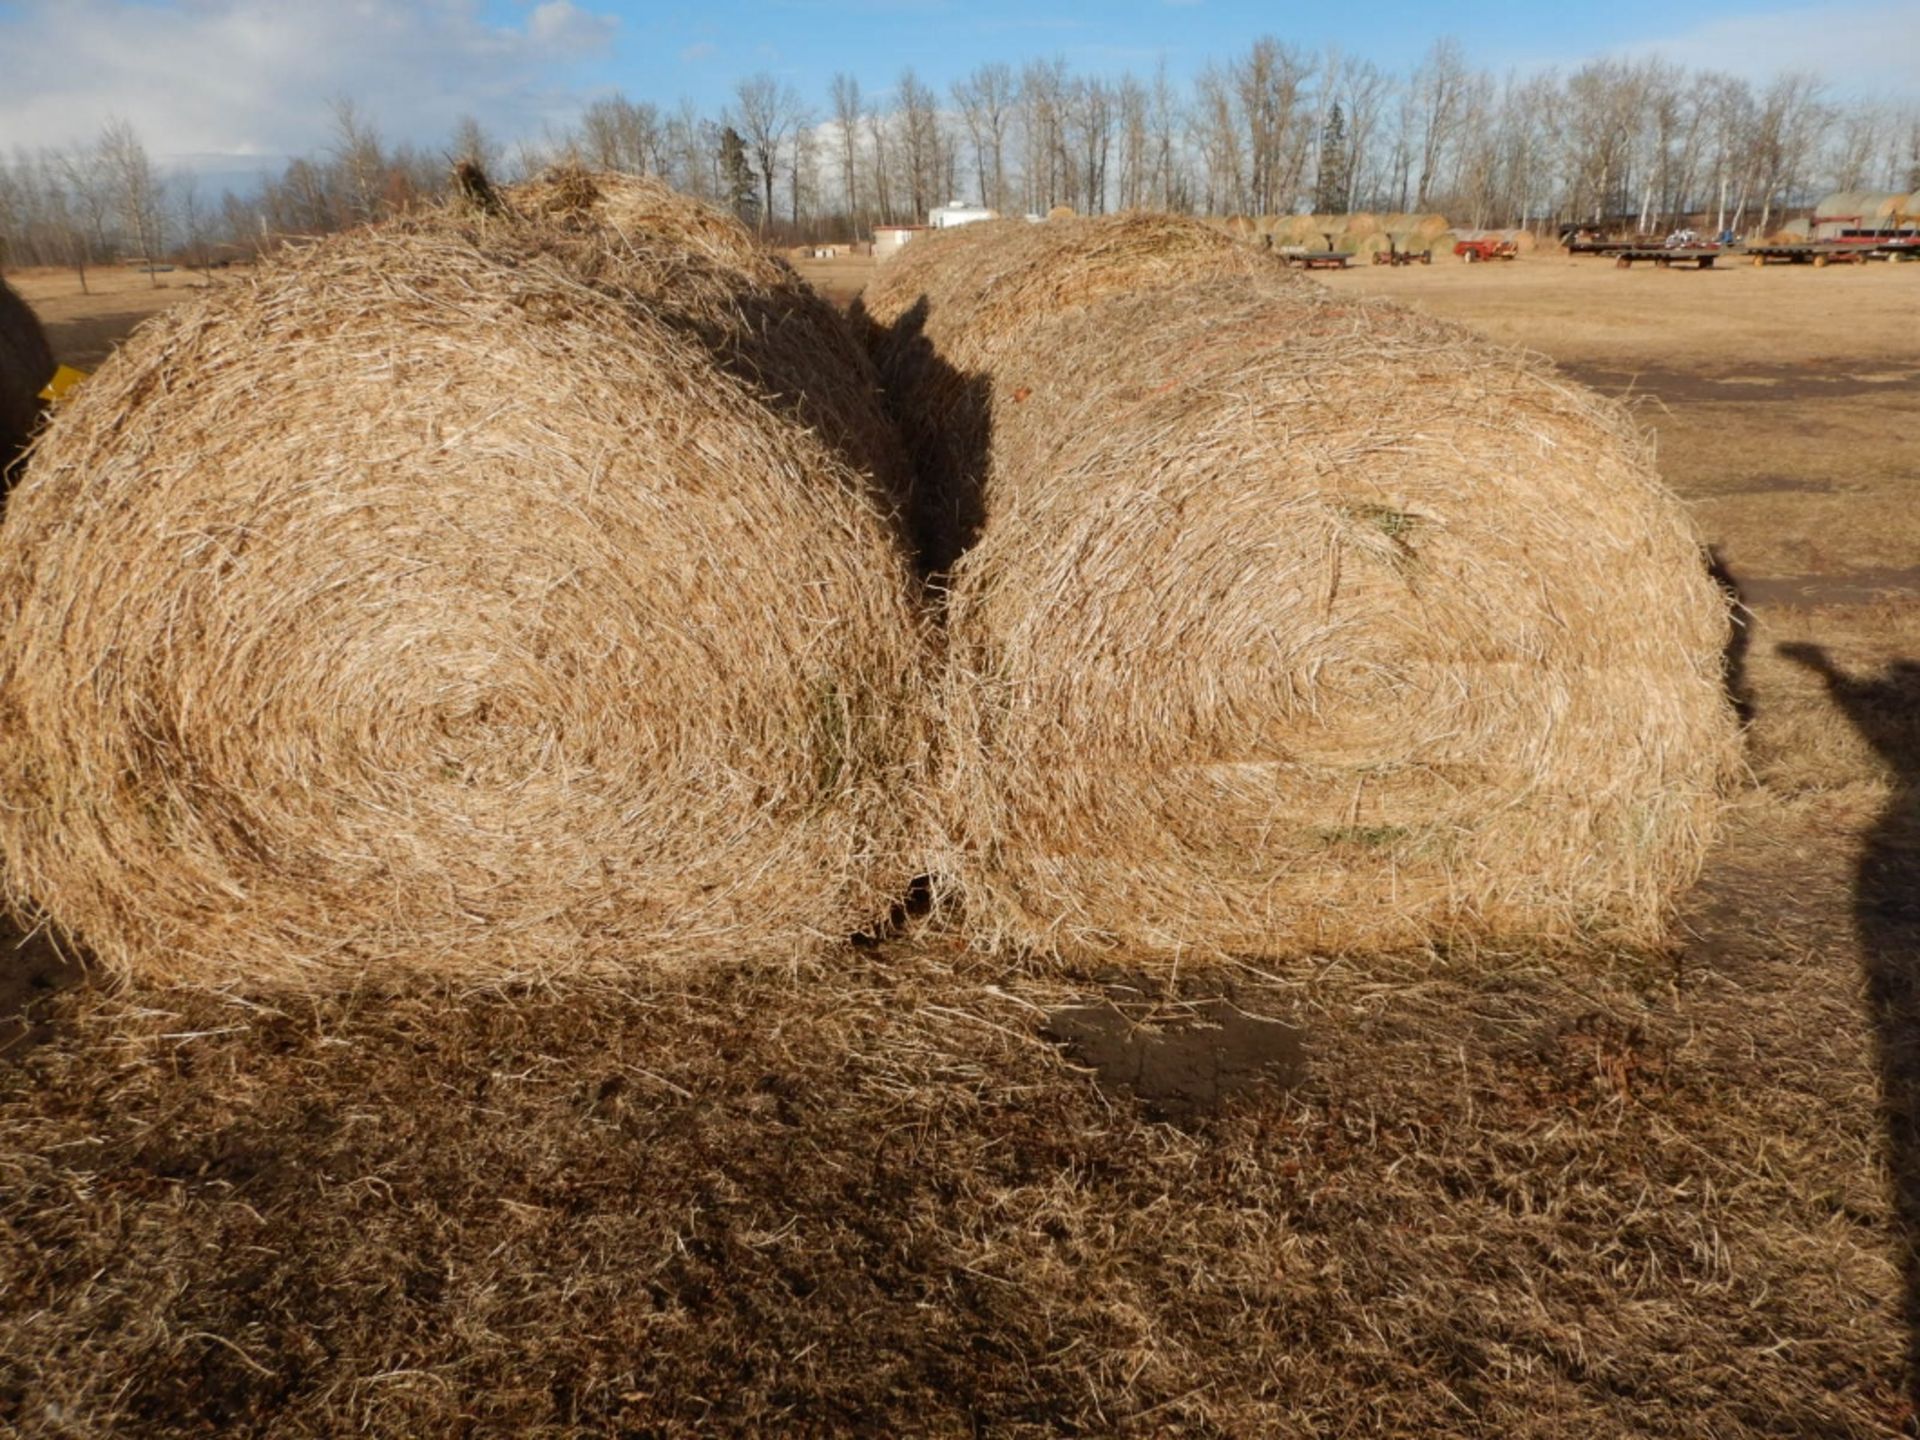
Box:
1314;101;1351;213
718;126;759;227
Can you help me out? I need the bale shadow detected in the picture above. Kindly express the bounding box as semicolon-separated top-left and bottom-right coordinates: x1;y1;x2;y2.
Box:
701;287;918;534
1778;642;1920;1406
1707;546;1756;727
846;294;993;581
0;911;85;1062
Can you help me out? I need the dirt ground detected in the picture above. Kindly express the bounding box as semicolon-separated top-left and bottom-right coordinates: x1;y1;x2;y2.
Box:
3;248;1920;1436
7;263;234;371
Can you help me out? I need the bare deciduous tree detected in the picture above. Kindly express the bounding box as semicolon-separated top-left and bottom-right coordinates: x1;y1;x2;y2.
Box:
732;73;802;229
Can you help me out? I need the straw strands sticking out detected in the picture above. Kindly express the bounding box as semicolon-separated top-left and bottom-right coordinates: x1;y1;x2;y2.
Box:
0;218;930;988
863;214;1739;963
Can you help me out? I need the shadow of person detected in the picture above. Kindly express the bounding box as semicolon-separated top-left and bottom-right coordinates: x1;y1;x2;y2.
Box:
1780;642;1920;1403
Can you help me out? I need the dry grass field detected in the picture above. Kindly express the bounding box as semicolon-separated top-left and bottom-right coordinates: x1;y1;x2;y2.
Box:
2;245;1918;1435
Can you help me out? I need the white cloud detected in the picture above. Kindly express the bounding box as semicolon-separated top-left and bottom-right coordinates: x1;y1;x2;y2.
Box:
1621;0;1920;95
680;40;717;63
0;0;620;167
526;0;617;50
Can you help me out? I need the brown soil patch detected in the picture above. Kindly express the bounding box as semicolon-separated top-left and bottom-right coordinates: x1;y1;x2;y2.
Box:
1561;361;1920;406
4;265;234;369
1044;992;1307;1121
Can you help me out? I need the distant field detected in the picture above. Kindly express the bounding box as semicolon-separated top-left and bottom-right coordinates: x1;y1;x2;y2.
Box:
8;263;235;370
4;243;1920;1435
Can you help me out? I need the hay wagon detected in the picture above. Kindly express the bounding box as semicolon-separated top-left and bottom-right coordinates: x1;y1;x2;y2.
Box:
1371;243;1432;266
1742;241;1870;268
1281;249;1351;270
1612;245;1727;269
1453;237;1517;262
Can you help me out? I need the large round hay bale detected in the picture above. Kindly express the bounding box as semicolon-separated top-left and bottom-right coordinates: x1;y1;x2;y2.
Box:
1410;213;1452;241
0;277;54;473
510;166;769;271
1508;227;1539;254
858;213;1301;572
865;215;1737;963
1815;191;1884;222
1341;211;1381;239
0;219;930;989
1046;205;1076;221
505;167;908;516
1270;215;1320;247
1225;214;1257;238
1343;230;1394;259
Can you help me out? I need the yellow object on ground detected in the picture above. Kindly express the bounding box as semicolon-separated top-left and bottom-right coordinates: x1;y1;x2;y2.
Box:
38;365;88;402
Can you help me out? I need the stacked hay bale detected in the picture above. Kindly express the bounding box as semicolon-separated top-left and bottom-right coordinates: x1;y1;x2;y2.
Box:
1338;212;1381;249
506;167;909;515
864;213;1737;964
856;214;1302;574
0;277;55;474
0;208;930;989
1343;231;1395;261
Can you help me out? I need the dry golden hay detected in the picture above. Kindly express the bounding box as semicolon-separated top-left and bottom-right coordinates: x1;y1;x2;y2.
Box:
1306;213;1345;242
1813;190;1914;222
0;219;931;990
1340;211;1381;239
503;167;908;515
1408;212;1452;240
858;213;1306;572
509;166;770;272
1343;230;1397;258
0;276;54;472
1225;215;1257;237
864;216;1738;962
1269;214;1321;247
1046;205;1077;220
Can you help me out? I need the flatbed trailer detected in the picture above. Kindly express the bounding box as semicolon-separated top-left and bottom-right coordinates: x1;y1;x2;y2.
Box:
1743;242;1870;267
1281;250;1350;270
1612;246;1727;269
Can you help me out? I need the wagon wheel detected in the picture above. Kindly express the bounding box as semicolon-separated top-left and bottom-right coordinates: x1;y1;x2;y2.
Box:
1751;254;1765;267
1813;254;1828;268
1615;255;1630;268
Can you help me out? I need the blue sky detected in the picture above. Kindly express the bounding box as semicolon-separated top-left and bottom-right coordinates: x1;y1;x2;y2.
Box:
1;0;1915;176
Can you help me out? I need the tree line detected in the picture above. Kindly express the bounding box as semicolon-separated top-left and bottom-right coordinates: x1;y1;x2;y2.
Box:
4;37;1919;276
